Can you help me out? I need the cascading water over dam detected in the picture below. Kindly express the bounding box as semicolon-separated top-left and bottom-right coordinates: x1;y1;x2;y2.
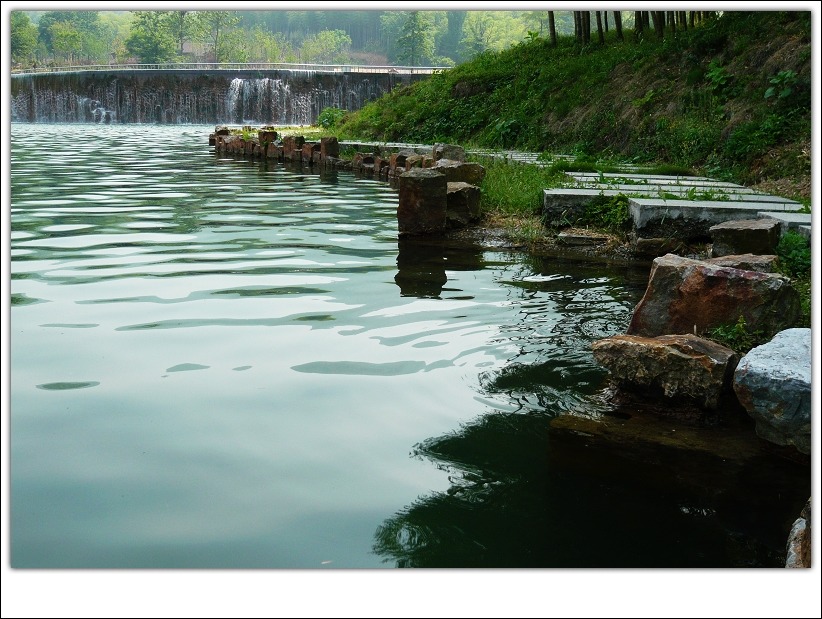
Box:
10;68;426;125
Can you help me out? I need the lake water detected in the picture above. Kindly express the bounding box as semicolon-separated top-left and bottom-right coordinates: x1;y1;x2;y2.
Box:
10;124;809;568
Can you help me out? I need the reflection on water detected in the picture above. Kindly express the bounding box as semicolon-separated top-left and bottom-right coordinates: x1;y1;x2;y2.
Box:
11;125;808;568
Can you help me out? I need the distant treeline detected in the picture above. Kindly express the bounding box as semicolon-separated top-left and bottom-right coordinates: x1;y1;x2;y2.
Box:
11;10;657;68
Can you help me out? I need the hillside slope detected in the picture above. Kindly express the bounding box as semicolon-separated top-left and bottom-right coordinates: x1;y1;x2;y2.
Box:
338;12;811;200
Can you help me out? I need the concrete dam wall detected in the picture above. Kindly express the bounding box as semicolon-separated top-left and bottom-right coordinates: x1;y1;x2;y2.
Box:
10;69;426;125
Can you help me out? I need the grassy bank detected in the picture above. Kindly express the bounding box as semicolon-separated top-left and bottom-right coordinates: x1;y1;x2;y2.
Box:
337;12;811;197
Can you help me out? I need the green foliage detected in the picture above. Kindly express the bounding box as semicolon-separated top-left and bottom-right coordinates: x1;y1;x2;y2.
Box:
338;11;810;189
707;315;767;354
397;11;435;66
579;194;631;231
478;157;565;216
318;107;346;129
764;70;797;102
776;231;811;279
126;11;177;63
11;12;38;64
301;29;352;64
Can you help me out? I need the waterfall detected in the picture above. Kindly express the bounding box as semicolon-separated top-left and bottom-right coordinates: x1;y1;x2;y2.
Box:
11;70;422;125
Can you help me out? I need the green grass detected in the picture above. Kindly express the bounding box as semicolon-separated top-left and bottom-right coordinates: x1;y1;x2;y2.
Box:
337;12;810;189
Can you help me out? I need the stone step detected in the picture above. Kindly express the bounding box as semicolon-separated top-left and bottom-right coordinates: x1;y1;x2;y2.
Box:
629;198;800;231
757;211;812;240
568;172;739;188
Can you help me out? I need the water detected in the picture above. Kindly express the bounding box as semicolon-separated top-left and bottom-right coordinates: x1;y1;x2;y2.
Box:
10;125;809;568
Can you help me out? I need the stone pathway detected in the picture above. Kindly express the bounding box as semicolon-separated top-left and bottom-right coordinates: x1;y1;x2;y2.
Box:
338;141;810;241
545;171;808;239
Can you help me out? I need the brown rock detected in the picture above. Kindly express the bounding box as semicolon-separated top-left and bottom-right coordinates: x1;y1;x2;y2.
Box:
705;254;779;273
398;169;447;236
320;137;339;158
404;155;424;170
631;236;688;257
282;136;305;160
709;218;781;257
626;254;799;340
592;334;738;409
446;182;481;228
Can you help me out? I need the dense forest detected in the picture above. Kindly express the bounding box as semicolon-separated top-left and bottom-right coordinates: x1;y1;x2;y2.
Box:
11;9;629;67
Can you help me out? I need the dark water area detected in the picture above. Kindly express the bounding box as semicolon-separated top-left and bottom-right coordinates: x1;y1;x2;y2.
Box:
10;124;809;569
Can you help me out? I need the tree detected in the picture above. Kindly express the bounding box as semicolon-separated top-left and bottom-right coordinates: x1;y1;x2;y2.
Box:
301;29;352;64
125;11;177;63
548;11;557;47
169;10;201;56
49;22;83;63
613;11;624;42
11;11;38;64
396;11;434;66
197;11;240;63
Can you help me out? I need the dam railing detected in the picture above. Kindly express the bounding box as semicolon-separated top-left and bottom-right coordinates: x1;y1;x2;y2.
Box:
11;62;449;76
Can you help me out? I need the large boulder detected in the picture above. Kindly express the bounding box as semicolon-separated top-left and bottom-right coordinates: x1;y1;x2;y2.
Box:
446;182;481;228
785;499;811;568
397;168;447;236
733;328;811;454
627;254;800;339
592;334;738;410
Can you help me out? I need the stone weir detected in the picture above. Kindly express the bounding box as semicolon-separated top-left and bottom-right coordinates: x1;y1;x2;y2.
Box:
10;69;426;125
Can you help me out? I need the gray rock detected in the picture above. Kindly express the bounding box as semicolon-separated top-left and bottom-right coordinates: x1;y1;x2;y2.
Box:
592;334;738;409
785;517;810;568
733;328;811;454
433;143;466;162
627;254;800;340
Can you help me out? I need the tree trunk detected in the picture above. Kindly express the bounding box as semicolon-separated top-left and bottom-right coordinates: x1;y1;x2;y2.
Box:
604;11;609;32
668;11;676;34
634;11;644;40
689;11;696;28
595;11;605;44
548;11;557;47
651;11;665;40
614;11;624;41
574;11;580;42
582;11;591;44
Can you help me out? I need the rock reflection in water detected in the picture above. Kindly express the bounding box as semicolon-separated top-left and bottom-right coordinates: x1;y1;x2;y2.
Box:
373;406;809;568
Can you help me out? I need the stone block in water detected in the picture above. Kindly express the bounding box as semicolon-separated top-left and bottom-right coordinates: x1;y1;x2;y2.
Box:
398;169;447;236
320;137;339;158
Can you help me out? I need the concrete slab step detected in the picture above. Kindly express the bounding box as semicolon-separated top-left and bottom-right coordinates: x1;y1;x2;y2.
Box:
758;211;812;240
629;198;802;231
